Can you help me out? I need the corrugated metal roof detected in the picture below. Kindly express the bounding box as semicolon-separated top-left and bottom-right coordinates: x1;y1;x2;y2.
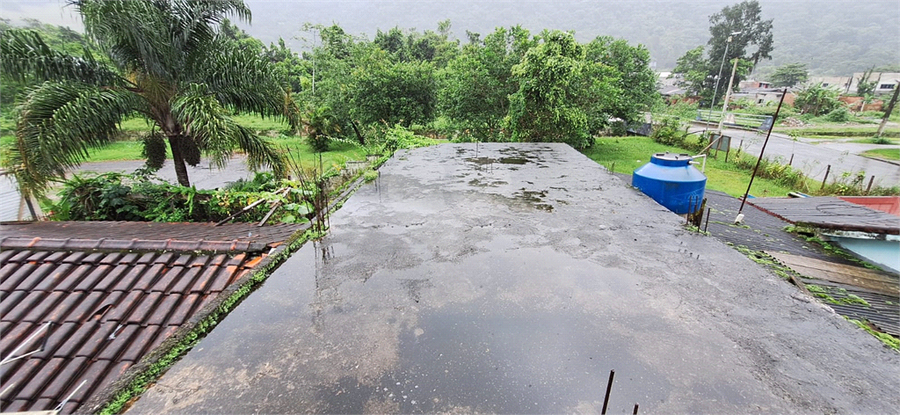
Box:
839;196;900;216
0;222;302;413
749;197;900;235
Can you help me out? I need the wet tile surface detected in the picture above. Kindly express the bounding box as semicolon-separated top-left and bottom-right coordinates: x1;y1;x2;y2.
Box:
129;144;900;414
0;222;302;413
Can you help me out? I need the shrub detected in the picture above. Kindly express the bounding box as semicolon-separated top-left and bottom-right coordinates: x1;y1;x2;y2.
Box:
826;107;851;122
51;171;314;224
649;117;686;146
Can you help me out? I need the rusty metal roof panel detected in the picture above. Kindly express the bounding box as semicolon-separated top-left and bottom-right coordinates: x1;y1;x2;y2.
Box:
0;220;302;413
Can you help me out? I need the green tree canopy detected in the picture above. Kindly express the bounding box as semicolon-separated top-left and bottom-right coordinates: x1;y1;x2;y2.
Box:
1;0;298;195
769;63;808;87
350;50;436;127
438;26;533;139
672;0;774;105
507;30;592;148
794;83;842;115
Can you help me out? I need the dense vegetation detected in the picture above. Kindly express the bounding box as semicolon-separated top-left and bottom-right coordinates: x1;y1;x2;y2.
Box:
2;1;661;197
1;0;300;196
1;0;896;218
226;0;900;76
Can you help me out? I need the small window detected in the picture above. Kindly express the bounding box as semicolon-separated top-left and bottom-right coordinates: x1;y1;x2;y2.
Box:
757;99;764;104
822;83;830;87
879;83;896;90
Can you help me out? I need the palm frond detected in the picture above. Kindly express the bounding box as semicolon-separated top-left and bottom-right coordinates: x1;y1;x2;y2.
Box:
4;81;140;197
74;0;251;85
193;38;300;129
172;84;285;176
0;29;123;86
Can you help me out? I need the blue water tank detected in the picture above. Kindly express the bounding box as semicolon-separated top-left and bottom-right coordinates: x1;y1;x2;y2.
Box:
632;153;707;215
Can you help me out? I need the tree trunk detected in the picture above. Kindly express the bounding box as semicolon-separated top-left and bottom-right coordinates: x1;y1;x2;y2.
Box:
351;120;365;145
168;135;191;187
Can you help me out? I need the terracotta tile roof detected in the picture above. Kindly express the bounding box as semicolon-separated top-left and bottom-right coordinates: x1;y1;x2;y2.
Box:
0;221;303;413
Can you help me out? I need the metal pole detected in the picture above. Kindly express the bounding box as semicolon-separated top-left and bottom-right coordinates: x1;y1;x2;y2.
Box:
709;33;739;123
709;38;731;122
866;175;875;194
717;58;740;132
820;165;831;190
738;88;789;216
601;369;615;415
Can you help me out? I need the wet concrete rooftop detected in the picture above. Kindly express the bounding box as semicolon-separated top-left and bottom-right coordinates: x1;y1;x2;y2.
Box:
129;143;899;414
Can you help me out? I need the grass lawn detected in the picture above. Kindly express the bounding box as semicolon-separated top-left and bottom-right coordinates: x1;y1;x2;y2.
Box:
2;113;365;168
582;137;796;198
775;124;900;139
861;148;900;161
71;135;368;169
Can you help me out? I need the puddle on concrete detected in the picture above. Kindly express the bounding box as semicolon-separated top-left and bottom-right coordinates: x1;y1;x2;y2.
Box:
512;189;553;212
467;178;508;188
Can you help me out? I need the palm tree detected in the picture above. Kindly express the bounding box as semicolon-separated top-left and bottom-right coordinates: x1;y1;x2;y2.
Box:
1;0;299;197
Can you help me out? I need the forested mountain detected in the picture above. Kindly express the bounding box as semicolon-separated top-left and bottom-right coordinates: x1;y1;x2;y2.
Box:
2;0;897;75
237;0;898;76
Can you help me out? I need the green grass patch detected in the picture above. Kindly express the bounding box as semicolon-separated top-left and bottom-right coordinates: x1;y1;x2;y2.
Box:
848;137;900;145
776;124;900;138
861;148;900;161
269;136;368;172
584;137;796;197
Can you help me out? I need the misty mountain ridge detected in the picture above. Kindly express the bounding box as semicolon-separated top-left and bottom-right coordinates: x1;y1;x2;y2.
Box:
2;0;897;76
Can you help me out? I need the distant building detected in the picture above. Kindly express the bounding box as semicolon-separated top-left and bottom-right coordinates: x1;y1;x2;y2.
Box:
846;72;900;95
807;76;853;93
738;79;772;89
731;88;796;107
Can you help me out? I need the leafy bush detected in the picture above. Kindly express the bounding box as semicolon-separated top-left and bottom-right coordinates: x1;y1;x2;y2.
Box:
649;117;686;146
376;124;435;153
794;83;842;116
826;107;851;122
51;171;314;223
730;152;808;189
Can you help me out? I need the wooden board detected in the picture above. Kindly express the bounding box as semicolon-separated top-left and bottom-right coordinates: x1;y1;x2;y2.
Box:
766;251;899;296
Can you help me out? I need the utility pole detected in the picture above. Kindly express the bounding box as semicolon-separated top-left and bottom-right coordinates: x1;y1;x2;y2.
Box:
709;32;741;122
717;58;740;132
876;80;900;137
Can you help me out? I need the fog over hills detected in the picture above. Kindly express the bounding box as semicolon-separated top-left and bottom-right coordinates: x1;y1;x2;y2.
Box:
3;0;898;75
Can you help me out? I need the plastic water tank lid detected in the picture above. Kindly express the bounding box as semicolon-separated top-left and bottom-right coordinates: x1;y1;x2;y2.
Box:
653;152;692;161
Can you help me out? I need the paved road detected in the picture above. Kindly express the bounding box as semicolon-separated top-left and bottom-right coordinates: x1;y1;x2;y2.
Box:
692;122;900;187
128;143;899;414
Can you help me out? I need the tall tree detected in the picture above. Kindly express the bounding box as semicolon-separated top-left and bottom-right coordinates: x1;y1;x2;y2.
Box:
1;0;298;196
507;31;593;148
673;0;774;104
438;26;533;139
769;63;808;87
584;36;660;125
350;50;436;127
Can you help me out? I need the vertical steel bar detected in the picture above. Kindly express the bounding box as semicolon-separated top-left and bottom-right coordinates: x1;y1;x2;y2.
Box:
866;175;875;194
703;206;711;233
601;369;615;414
633;403;640;415
820;165;831;190
738;88;788;215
